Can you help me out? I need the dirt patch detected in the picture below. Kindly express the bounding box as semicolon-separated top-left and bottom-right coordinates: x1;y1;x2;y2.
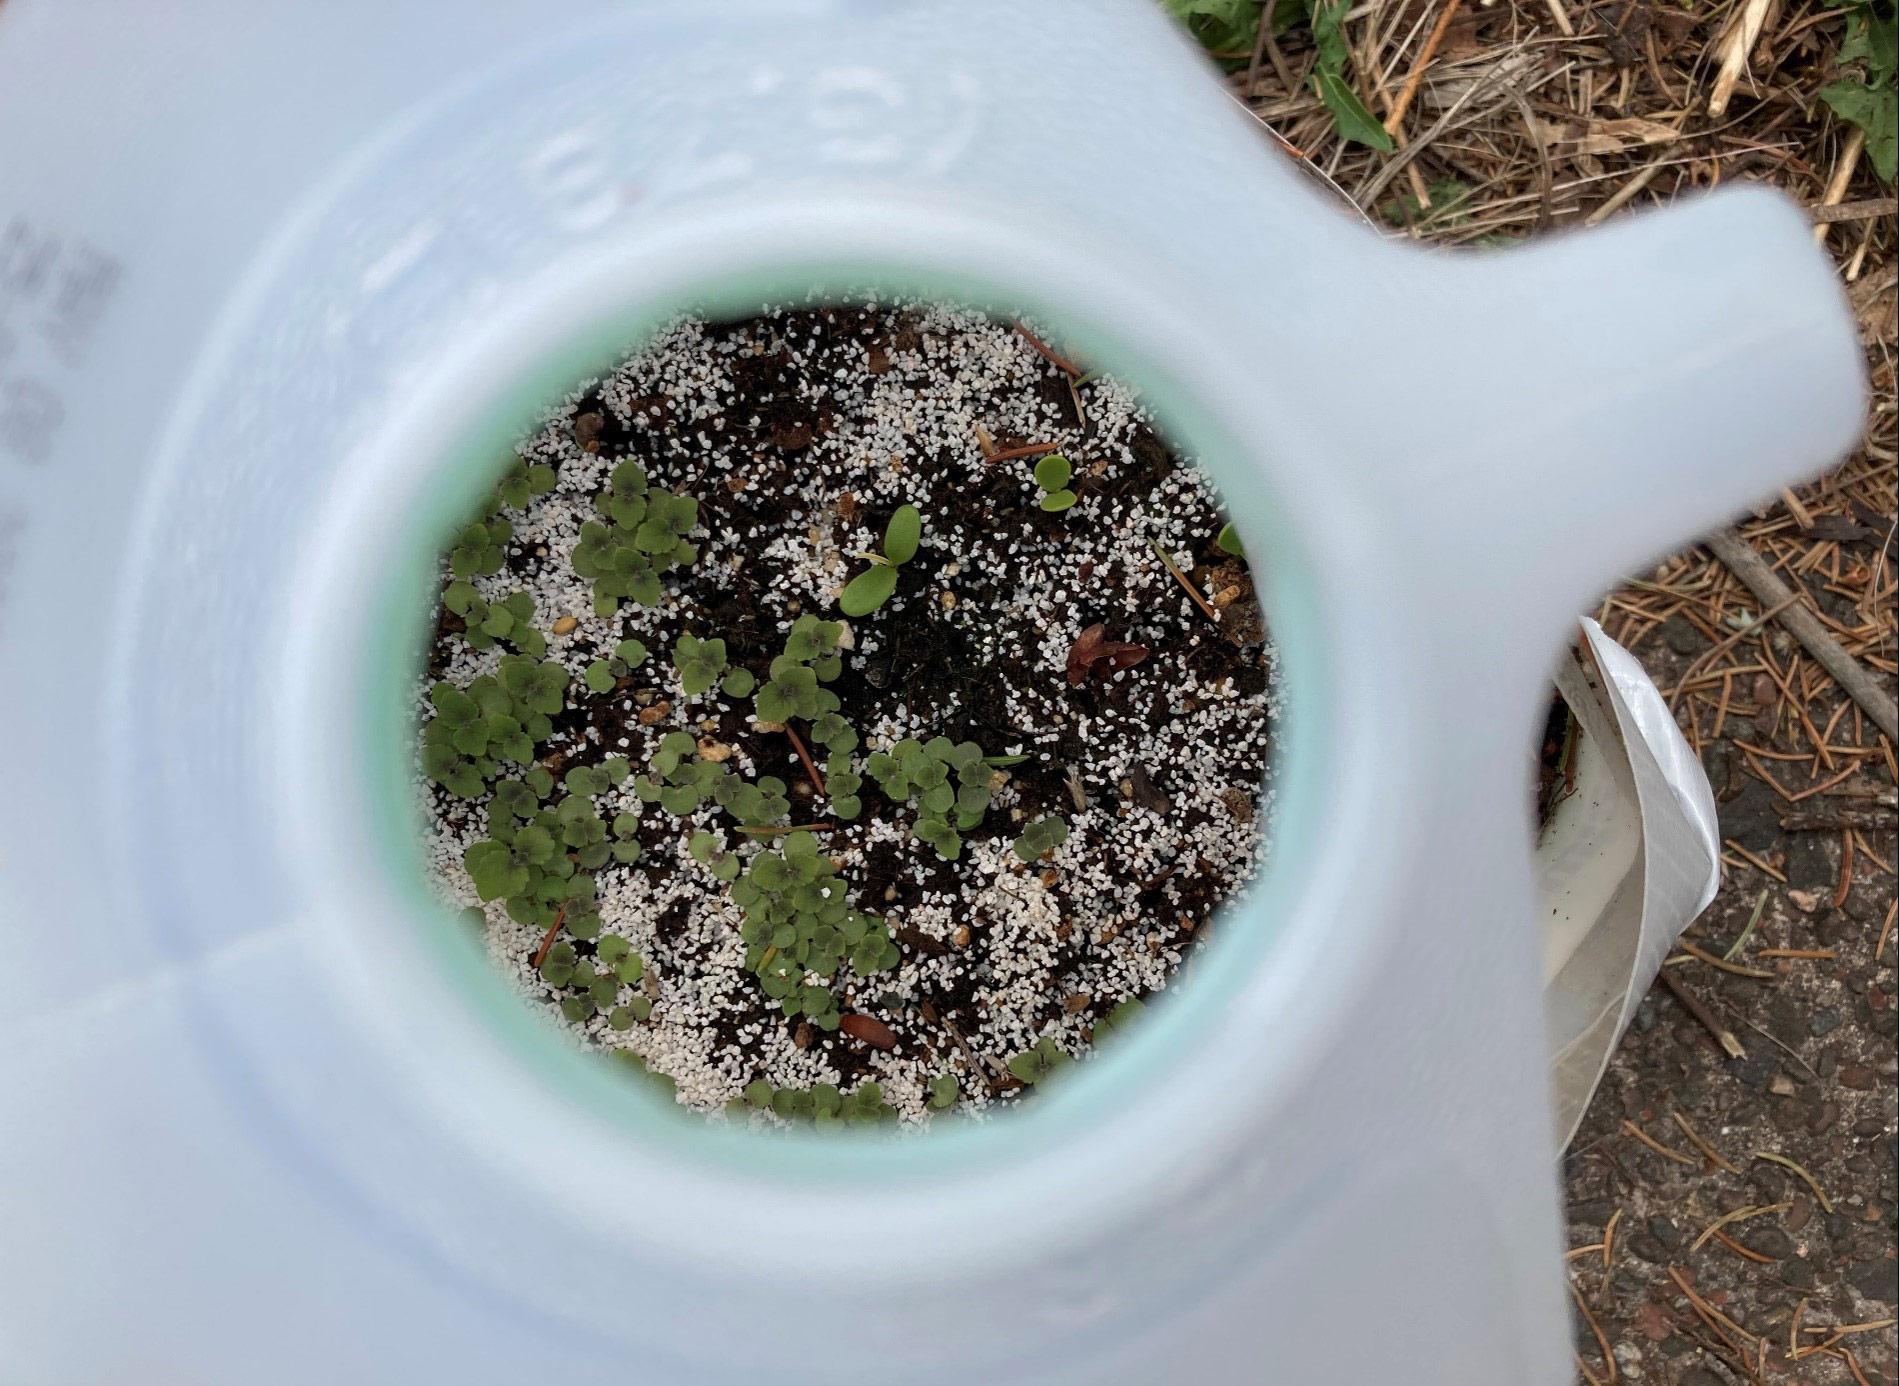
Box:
417;301;1283;1123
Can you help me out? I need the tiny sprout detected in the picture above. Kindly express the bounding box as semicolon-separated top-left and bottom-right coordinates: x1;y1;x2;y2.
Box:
1032;453;1077;512
1006;1036;1070;1085
721;667;756;698
687;829;743;881
883;504;921;565
736;1078;891;1125
673;633;728;697
561;758;626;800
609;808;641;863
810;711;858;754
494;460;556;512
866;736;995;859
539;941;578;987
839;503;922;617
1215;522;1244;558
488;780;539;825
756;659;841;726
825;754;862;820
731;834;894;1018
442;584;545;657
842;1081;896;1123
572;461;698;613
1012;814;1069;862
782;614;843;669
450;518;511;578
497;654;568;716
584;638;649;697
927;1073;960;1110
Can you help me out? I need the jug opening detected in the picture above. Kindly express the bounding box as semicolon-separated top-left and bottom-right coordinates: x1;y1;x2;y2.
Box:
239;198;1366;1237
397;290;1291;1140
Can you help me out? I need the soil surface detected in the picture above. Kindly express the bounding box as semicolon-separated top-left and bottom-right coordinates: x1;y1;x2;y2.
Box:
419;302;1282;1122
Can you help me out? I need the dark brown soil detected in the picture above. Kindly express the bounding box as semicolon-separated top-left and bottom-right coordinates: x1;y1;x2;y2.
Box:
425;303;1277;1110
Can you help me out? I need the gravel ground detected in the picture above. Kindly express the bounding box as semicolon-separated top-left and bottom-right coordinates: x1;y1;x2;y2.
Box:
1562;633;1896;1385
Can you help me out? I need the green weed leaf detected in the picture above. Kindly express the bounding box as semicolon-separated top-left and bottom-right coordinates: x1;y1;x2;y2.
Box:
839;562;898;616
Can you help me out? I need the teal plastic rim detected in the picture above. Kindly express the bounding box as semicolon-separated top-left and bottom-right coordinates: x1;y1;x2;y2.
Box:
360;258;1331;1185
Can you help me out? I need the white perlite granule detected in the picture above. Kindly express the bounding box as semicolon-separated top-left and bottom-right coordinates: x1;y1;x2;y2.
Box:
417;301;1282;1125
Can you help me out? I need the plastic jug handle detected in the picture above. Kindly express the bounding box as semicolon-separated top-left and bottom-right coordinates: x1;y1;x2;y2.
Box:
1336;185;1865;642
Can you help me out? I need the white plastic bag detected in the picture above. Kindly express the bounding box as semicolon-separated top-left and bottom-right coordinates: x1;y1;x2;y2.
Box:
1541;619;1723;1147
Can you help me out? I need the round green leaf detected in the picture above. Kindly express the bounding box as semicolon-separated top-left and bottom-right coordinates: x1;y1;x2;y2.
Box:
1032;452;1071;491
839;562;898;617
883;504;922;565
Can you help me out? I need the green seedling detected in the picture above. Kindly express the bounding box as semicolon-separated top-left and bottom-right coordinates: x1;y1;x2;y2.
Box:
498;654;569;716
463;818;600;932
825;754;862;821
1819;0;1896;184
1215;522;1244;558
782;613;844;674
737;1078;894;1126
673;633;728;697
839;503;922;616
584;637;648;695
636;730;788;826
560;757;630;801
1007;1036;1070;1085
721;667;757;697
635;730;729;816
755;662;841;725
524;759;641;869
730;830;896;1028
421;665;565;799
1012;814;1068;863
494;460;556;512
927;1073;960;1110
809;711;857;754
607;996;653;1030
688;829;744;883
441;583;546;656
449;518;512;578
571;460;698;615
755;616;845;724
552;943;627;1021
1033;453;1077;512
866;735;997;860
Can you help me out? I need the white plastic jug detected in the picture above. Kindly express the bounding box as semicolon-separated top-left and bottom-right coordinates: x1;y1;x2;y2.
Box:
0;3;1864;1383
